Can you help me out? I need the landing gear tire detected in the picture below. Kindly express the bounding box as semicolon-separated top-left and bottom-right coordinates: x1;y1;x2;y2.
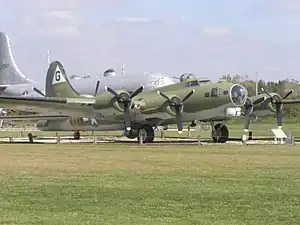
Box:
137;124;155;143
74;131;80;140
211;123;229;143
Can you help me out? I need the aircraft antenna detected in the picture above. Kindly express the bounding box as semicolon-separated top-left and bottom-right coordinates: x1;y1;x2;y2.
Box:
255;71;258;96
121;63;125;75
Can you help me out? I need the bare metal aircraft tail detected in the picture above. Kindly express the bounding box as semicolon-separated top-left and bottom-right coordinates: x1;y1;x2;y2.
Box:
45;61;81;97
0;32;31;85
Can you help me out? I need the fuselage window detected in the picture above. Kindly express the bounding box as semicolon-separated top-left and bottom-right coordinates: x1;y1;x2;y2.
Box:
211;88;218;97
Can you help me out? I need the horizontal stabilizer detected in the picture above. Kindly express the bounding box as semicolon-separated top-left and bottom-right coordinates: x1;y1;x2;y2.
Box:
0;114;69;121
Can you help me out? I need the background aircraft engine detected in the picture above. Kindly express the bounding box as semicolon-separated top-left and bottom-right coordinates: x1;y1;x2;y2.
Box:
69;117;93;127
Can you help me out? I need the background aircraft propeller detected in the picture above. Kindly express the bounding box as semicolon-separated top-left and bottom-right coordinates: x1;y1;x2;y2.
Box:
94;80;100;97
105;85;144;131
32;87;45;97
157;89;195;132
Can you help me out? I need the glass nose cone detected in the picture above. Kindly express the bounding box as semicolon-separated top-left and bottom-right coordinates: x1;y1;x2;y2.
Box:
230;84;248;106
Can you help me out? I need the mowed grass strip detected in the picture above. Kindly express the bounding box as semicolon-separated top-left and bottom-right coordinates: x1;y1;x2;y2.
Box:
0;144;299;225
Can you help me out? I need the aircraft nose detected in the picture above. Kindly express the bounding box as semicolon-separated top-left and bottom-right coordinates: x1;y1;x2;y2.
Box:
229;84;248;106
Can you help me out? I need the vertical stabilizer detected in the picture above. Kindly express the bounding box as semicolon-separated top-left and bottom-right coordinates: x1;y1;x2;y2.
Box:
0;32;31;85
45;61;80;97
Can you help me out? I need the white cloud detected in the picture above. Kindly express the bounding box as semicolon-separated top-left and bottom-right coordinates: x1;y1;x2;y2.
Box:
115;17;152;23
39;25;79;35
44;10;75;20
202;27;231;36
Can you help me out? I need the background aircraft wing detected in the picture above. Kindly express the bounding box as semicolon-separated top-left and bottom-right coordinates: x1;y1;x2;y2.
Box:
0;96;96;116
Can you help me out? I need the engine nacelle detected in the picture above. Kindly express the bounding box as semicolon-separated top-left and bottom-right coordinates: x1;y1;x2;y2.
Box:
94;90;132;112
69;117;93;127
111;91;133;112
162;95;184;116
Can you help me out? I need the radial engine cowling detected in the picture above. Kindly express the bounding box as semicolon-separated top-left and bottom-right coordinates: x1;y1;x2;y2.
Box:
162;95;184;116
264;94;283;113
69;117;93;127
94;90;132;112
111;91;133;112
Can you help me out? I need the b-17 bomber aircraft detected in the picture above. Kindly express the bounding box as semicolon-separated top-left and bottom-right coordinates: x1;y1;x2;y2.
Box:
0;61;249;143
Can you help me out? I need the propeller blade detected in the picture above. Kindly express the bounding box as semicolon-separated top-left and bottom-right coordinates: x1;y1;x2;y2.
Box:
276;103;283;127
282;89;293;100
130;85;144;99
182;89;195;103
243;105;253;132
32;87;45;96
157;90;171;102
94;80;100;97
244;113;250;132
123;103;131;131
105;86;120;98
252;96;267;105
174;106;183;132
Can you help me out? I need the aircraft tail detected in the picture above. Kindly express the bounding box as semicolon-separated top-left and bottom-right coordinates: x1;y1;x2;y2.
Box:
45;61;81;97
0;32;32;85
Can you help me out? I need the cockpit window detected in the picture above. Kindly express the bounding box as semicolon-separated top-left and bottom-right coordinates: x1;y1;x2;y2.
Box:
185;80;200;87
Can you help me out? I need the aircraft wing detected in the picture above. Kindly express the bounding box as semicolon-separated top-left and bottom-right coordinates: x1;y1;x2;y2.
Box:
0;96;96;116
0;114;69;121
282;99;300;104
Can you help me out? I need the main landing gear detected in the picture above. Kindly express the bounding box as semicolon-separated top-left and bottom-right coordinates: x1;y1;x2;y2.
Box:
211;122;229;143
125;124;155;143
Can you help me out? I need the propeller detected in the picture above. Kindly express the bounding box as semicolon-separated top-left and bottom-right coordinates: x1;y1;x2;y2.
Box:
260;88;293;128
157;89;195;132
94;80;100;97
105;85;144;131
243;96;266;132
32;86;46;96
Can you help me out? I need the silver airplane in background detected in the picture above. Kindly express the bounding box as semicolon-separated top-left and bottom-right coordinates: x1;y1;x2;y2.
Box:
0;31;175;113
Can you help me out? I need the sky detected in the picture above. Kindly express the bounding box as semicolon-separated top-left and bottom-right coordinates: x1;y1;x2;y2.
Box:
1;0;300;82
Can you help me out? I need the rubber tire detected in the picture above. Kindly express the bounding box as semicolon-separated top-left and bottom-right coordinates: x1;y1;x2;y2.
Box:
211;124;229;143
137;124;155;143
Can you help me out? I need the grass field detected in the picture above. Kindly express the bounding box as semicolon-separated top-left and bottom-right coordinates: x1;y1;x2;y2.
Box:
0;144;299;224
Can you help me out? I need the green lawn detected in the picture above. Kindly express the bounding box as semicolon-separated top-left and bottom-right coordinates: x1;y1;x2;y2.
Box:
0;144;299;224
